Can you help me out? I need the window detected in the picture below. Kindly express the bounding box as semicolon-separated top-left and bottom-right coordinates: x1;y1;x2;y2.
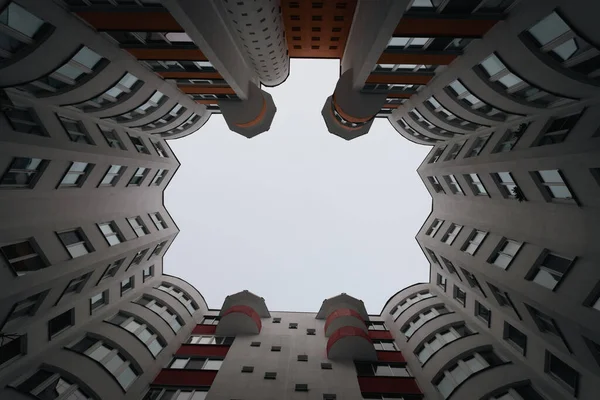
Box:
242;365;254;373
143;389;207;400
109;313;165;356
58;116;93;144
528;252;573;290
0;157;48;188
323;395;336;400
149;213;167;230
425;219;443;237
462;230;487;255
272;317;281;323
475;302;491;326
545;352;579;395
429;146;447;163
401;306;450;338
453;286;466;306
435;351;504;398
355;362;411;377
367;322;387;331
445;140;467;161
494;123;528;153
489;239;522;269
536;113;581;146
289;322;298;329
479;54;572;107
59;162;93;188
527;11;600;82
461;269;484;295
127;217;149;237
129;134;150;155
4;291;47;324
100;165;125;187
90;291;107;313
442;224;462;245
116;90;166;122
416;324;472;364
444;175;463;195
321;362;332;370
98;222;123;246
264;372;277;379
250;341;261;347
295;383;309;392
503;322;527;355
437;274;447;290
128;167;149;186
99;126;126;150
0;3;46;63
48;309;74;339
441;257;460;278
1;239;48;276
372;340;398;351
271;346;281;352
534;169;575;202
157;283;198;314
390;291;435;319
492;172;520;199
13;369;93;400
135;296;183;332
152;241;167;257
188;335;234;345
526;305;563;338
143;265;153;282
19;47;104;95
169;357;223;370
152;141;169;158
464;173;487;195
447;80;510;120
57;229;92;258
465;134;491;157
99;259;123;282
427;98;485;131
70;337;139;389
61;273;90;299
120;276;134;295
3;106;46;135
202;316;219;325
307;328;316;335
426;248;439;264
297;354;308;362
150;169;168;186
143;104;186;130
75;73;140;111
427;176;446;194
129;249;148;268
0;333;24;366
488;284;514;309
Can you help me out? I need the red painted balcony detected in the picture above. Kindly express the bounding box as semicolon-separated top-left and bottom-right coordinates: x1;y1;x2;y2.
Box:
358;376;422;395
216;305;262;335
324;308;367;337
153;369;217;387
327;326;377;361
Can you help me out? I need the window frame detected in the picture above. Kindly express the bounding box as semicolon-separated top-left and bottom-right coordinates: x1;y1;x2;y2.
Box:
0;238;49;276
0;157;49;189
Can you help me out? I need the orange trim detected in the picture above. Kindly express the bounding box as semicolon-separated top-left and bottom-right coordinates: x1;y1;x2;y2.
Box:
178;85;235;95
381;104;399;109
196;100;219;105
75;11;183;31
126;48;207;61
158;71;224;80
386;93;414;99
395;17;499;37
366;73;433;85
235;98;267;128
378;52;457;65
329;106;362;131
332;94;372;123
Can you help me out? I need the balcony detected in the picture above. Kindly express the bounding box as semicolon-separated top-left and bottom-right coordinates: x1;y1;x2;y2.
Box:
327;326;377;361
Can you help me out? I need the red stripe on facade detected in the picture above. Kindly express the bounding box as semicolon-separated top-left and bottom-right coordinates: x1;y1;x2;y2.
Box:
327;326;372;355
176;344;229;357
376;351;406;363
357;376;422;395
222;305;262;332
324;308;365;333
153;369;218;387
192;325;217;334
368;330;394;340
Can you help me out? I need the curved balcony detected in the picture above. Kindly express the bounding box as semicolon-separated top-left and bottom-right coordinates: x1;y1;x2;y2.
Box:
327;326;377;361
220;290;270;318
324;308;367;337
317;293;369;321
215;305;261;335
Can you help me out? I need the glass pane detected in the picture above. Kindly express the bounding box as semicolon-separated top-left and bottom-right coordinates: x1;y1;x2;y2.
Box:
548;185;572;199
190;392;207;400
538;169;562;183
72;47;102;69
165;32;193;42
68;243;89;258
203;359;223;370
1;4;44;38
124;319;141;333
449;80;467;95
533;268;560;289
55;63;84;80
88;344;111;361
493;254;512;269
553;39;578;61
137;329;152;343
529;13;570;46
375;365;393;376
171;358;188;369
119;73;138;88
105;354;125;373
106;235;121;246
148;339;163;356
498;73;523;89
117;366;137;389
497;172;513;183
388;37;409;47
481;55;505;76
465;355;487;372
436;375;455;398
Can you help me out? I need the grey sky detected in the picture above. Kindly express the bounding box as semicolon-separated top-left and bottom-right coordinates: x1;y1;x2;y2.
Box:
164;59;432;314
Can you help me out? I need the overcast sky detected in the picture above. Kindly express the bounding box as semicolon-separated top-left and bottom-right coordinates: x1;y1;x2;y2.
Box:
164;59;432;314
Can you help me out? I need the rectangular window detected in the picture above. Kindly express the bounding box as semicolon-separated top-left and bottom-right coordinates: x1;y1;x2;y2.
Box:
426;219;443;237
242;366;254;373
202;317;219;325
0;157;48;188
534;169;575;203
416;324;472;364
297;355;308;362
169;357;223;370
264;372;277;379
307;328;316;335
1;239;48;276
127;216;150;237
128;167;149;186
445;140;466;161
321;362;332;369
289;323;298;329
150;168;168;186
14;369;93;399
489;239;522;269
426;248;439;264
464;173;487;195
109;313;165;356
99;259;123;282
0;333;24;366
99;126;126;150
129;134;150;154
59;162;93;188
526;305;562;337
453;286;466;306
149;212;167;230
272;317;281;323
536;113;581;146
143;265;153;282
402;306;449;338
475;302;491;327
48;309;74;339
465;134;490;157
494;123;528;153
121;276;134;295
462;230;487;255
151;241;167;257
367;322;387;331
90;291;107;313
62;273;90;296
372;340;398;351
492;172;520;200
5;291;47;323
57;229;93;258
503;322;527;355
98;222;124;246
99;165;125;187
3;106;46;136
429;145;447;163
437;274;447;290
545;352;579;395
152;141;169;157
58;115;93;144
271;346;282;352
435;351;504;398
428;176;445;193
136;296;183;332
529;253;573;291
129;249;148;268
188;335;233;345
443;175;463;195
442;224;462;245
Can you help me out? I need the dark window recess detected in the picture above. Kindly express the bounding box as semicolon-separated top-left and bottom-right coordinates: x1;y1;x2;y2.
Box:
295;384;309;392
504;322;527;355
250;341;261;347
289;323;298;329
241;366;254;373
321;362;332;369
48;309;74;339
0;334;24;366
272;317;281;323
297;355;308;362
271;346;281;352
546;352;579;394
264;372;277;379
307;329;316;335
